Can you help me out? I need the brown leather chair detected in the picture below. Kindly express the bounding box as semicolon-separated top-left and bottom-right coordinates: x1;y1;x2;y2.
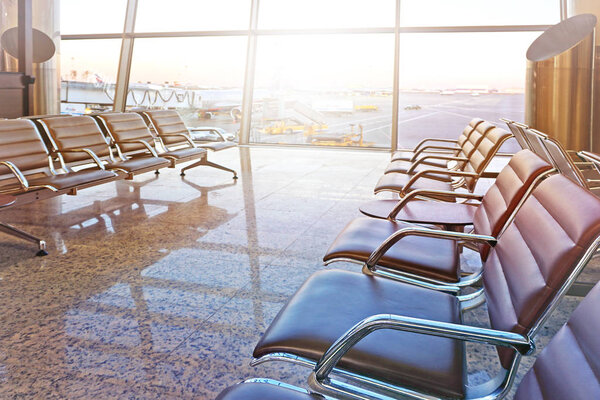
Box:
39;116;170;179
0;119;119;197
501;118;532;151
217;278;600;400
578;151;600;187
325;150;554;291
95;112;213;177
516;123;553;164
390;118;484;163
385;120;496;178
527;128;600;197
246;173;600;399
0;119;120;255
20;114;72;150
374;126;513;197
143;110;238;178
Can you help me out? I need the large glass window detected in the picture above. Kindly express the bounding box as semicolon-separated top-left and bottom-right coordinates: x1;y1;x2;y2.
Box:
251;34;394;147
400;0;560;27
60;39;122;114
135;0;251;32
127;37;247;136
59;0;562;149
258;0;395;30
396;31;541;152
60;0;127;34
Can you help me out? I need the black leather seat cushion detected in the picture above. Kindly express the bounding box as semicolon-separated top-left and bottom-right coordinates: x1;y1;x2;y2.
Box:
28;169;117;190
254;270;466;398
163;147;206;160
385;158;450;175
359;198;477;225
197;141;236;151
107;156;170;173
375;172;452;193
514;282;600;400
391;150;457;162
324;217;460;282
217;383;323;400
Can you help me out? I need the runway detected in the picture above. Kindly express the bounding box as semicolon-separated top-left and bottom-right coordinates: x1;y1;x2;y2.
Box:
190;92;523;151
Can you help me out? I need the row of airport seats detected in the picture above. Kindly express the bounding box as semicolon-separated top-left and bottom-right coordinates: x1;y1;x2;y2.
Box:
0;110;237;255
503;118;600;197
369;118;513;204
214;120;600;398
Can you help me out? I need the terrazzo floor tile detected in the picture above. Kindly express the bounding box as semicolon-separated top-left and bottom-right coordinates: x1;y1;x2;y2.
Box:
0;147;592;399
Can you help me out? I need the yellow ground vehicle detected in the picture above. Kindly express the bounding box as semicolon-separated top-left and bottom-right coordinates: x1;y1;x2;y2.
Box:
260;119;327;135
310;124;374;147
354;104;378;112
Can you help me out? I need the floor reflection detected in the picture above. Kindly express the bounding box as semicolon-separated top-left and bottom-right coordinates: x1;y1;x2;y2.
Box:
0;147;595;399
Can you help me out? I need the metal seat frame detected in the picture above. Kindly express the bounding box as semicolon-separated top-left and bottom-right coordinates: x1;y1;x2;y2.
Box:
374;130;513;198
38;116;169;180
141;111;238;179
251;233;600;400
522;126;600;190
326;166;555;295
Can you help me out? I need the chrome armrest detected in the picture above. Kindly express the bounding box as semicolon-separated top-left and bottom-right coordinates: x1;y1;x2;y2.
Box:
116;139;159;157
403;169;478;192
365;226;496;269
188;128;227;142
0;160;29;190
413;138;459;153
159;133;197;148
312;313;534;382
388;189;482;219
411;145;460;161
578;151;600;165
406;155;469;173
59;148;106;170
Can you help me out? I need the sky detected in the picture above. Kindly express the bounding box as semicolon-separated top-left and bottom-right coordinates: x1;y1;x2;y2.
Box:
59;0;561;90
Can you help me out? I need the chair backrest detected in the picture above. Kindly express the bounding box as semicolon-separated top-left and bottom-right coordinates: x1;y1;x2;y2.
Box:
472;150;553;259
514;280;600;400
453;118;484;155
520;126;553;164
482;174;600;369
20;114;71;150
501;119;531;150
457;121;495;161
144;110;191;147
538;132;589;189
40;116;112;164
0;119;50;177
462;126;513;190
97;113;156;155
578;150;600;165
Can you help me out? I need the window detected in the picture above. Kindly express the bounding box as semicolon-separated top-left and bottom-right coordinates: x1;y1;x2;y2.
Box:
127;37;247;134
251;34;394;147
60;0;127;34
135;0;251;32
58;0;561;149
258;0;395;29
400;0;560;27
60;39;122;114
396;31;540;152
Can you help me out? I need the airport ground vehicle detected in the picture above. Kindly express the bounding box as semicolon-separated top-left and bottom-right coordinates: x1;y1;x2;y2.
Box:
189;126;237;142
404;104;421;110
198;106;242;121
259;119;327;135
310;124;374;147
354;104;378;112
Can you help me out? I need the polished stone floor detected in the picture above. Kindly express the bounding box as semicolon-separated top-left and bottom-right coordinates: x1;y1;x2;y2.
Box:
0;147;595;399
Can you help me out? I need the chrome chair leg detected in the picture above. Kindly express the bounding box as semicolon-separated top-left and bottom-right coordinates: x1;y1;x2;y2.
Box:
180;159;238;179
0;222;48;256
